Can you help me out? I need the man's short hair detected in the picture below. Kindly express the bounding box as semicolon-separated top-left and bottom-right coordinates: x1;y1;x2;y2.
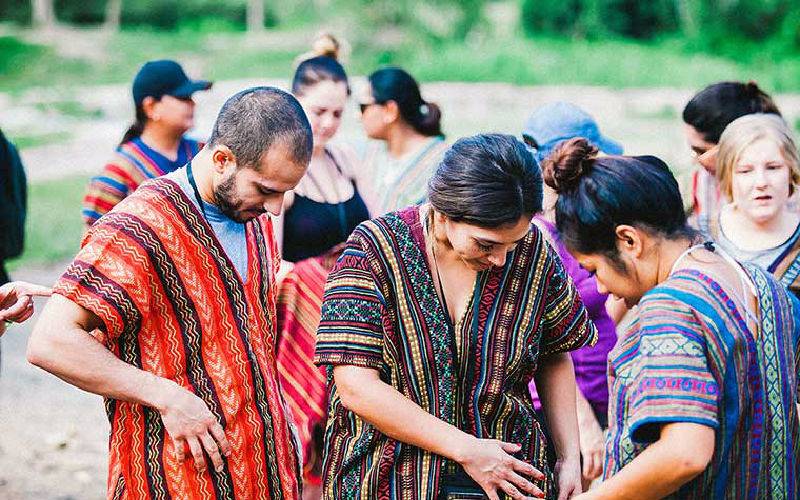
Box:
208;86;313;169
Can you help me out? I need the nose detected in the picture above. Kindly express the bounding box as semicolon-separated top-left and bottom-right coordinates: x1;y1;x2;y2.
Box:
487;249;507;267
321;113;336;129
754;167;769;187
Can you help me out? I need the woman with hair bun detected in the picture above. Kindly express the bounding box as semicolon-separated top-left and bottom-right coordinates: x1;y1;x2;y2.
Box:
544;138;800;499
274;33;372;498
316;134;596;499
358;66;448;213
706;114;800;297
681;80;781;230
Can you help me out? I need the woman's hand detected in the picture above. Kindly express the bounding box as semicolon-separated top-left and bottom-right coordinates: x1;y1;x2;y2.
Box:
0;281;52;335
457;437;546;500
576;398;604;484
554;455;582;499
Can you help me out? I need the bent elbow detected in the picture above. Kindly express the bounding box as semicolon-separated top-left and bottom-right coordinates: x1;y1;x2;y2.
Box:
674;446;713;480
26;324;55;369
336;379;362;412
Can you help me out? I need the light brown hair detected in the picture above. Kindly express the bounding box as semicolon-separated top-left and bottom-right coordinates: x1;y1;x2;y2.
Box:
717;113;800;199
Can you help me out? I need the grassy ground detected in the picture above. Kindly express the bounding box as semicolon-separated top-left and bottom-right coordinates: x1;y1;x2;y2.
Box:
1;28;798;93
6;176;87;271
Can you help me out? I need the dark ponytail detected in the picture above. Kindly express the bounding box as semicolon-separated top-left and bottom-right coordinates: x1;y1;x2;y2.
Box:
120;104;147;145
368;67;443;137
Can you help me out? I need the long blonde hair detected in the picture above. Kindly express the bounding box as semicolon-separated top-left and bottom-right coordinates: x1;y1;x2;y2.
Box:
717;113;800;199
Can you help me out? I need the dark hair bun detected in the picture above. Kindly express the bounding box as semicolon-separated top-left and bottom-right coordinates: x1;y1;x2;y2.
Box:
542;137;598;193
417;101;442;137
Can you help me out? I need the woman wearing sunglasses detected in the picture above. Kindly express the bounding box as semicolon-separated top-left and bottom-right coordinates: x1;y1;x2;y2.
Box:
358;67;448;214
82;60;210;226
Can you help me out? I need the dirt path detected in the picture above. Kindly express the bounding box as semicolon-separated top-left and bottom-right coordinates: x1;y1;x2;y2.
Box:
7;79;800;183
0;263;107;500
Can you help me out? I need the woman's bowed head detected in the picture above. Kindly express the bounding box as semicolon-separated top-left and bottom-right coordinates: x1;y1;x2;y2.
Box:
542;137;696;308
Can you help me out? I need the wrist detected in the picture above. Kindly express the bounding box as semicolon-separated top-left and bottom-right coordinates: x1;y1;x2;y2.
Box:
451;433;478;464
556;452;581;465
147;375;179;412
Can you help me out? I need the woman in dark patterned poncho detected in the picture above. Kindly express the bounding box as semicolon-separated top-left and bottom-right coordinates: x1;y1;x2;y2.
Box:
314;134;597;499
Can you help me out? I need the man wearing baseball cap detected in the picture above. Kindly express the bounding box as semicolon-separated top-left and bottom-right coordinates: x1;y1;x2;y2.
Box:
82;60;212;226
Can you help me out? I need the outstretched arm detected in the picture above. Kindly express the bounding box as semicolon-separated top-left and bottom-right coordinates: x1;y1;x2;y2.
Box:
574;422;714;500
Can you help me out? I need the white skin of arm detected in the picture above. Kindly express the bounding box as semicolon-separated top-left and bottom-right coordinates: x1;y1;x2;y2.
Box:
534;353;583;499
333;364;547;500
27;294;232;472
575;388;604;482
574;423;715;500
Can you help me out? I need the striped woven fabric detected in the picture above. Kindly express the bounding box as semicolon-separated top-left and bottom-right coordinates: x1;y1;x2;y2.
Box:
82;136;202;226
275;249;342;484
365;137;448;214
55;177;301;499
604;265;800;499
314;206;597;499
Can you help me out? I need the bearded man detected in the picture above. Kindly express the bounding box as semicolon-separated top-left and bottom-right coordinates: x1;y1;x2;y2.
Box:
28;87;312;499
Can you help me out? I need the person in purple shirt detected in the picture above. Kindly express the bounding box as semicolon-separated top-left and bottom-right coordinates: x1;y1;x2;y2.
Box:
522;102;623;489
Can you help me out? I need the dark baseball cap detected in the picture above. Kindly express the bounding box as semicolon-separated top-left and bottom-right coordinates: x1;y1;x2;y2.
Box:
132;60;212;106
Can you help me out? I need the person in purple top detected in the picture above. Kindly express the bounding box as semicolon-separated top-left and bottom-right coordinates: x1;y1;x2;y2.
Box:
522;102;623;489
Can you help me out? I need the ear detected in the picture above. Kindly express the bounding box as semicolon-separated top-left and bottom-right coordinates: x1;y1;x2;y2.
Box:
141;96;159;120
211;145;235;174
615;224;644;259
383;100;400;124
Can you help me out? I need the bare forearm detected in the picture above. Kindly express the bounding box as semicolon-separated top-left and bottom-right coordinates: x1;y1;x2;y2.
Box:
27;298;174;410
335;367;475;462
535;353;580;460
579;423;714;500
575;388;598;428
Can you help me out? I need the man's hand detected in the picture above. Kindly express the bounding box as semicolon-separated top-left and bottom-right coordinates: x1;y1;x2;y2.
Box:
0;281;52;334
457;436;546;500
158;381;232;473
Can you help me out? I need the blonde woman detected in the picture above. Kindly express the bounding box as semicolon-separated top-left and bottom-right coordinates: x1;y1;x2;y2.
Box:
705;113;800;296
274;34;372;499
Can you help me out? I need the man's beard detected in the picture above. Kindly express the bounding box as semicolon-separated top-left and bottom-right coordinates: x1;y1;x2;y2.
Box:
213;173;250;222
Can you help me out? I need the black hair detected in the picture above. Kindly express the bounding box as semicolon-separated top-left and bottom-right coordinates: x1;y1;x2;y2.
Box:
368;67;443;137
428;133;542;227
682;81;781;144
292;56;350;96
208;86;313;169
120;104;147;145
543;138;694;267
